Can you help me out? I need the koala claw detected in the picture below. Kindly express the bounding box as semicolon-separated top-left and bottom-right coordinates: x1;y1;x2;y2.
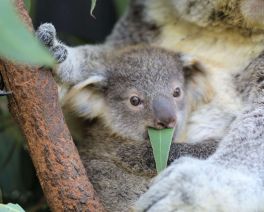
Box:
36;23;67;63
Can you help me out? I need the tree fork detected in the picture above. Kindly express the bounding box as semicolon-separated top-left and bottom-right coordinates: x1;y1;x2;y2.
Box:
0;0;104;211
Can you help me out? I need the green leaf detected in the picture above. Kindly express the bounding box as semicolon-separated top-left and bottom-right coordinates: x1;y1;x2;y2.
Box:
148;128;174;173
0;203;25;212
90;0;97;18
0;0;54;66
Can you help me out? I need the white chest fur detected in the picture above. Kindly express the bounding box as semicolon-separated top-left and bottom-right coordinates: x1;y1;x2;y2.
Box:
154;21;264;143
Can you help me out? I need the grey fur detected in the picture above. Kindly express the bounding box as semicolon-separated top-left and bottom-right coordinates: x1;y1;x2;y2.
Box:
106;0;160;47
36;23;56;47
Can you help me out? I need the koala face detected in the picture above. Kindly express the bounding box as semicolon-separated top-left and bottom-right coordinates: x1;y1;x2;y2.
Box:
102;47;187;142
66;47;197;142
171;0;264;31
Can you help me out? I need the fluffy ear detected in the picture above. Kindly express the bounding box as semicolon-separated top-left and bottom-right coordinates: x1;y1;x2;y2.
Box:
62;74;107;120
181;55;214;110
180;55;205;79
73;74;107;90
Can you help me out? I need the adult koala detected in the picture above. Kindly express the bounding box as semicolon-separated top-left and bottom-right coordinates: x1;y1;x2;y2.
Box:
37;0;264;211
133;0;264;211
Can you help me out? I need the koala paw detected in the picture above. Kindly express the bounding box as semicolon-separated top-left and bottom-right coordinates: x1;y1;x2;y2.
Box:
50;45;68;63
36;23;67;63
36;23;56;46
134;158;264;212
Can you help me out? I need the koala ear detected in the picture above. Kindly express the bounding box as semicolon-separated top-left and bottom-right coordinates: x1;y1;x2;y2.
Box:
181;55;214;109
73;74;107;90
181;55;206;80
62;74;107;120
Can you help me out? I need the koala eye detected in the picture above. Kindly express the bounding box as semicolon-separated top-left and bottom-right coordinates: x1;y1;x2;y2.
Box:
130;96;141;106
173;87;181;98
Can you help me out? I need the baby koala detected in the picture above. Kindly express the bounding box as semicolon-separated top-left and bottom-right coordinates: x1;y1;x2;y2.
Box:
36;24;216;211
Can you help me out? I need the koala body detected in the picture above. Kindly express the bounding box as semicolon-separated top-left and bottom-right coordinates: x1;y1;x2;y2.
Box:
64;46;215;211
135;52;264;211
37;0;264;211
37;24;216;210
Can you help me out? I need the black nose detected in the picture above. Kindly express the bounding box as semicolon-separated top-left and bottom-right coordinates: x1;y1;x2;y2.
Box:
153;96;177;129
155;117;176;129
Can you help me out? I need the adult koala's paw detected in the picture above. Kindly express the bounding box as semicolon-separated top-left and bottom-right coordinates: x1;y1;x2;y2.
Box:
134;158;264;212
36;23;68;63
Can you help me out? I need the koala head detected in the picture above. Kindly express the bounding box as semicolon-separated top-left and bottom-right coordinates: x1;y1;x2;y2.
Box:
170;0;264;31
64;46;206;142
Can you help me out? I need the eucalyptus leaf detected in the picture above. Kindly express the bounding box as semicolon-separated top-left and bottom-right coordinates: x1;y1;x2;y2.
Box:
0;203;25;212
0;0;54;65
90;0;97;18
148;128;174;173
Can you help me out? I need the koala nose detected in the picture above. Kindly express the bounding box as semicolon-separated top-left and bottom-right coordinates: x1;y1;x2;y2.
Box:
152;96;177;129
155;117;176;129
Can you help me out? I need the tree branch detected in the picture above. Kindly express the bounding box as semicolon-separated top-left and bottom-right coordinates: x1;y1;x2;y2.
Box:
0;1;104;211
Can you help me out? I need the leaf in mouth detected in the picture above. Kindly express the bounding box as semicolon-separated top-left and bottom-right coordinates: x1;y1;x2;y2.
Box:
148;128;174;174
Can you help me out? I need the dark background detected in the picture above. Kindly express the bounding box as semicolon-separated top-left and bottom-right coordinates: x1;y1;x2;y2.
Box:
0;0;128;211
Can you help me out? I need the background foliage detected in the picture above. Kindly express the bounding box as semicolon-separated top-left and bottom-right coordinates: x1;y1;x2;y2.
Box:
0;0;128;211
0;0;53;65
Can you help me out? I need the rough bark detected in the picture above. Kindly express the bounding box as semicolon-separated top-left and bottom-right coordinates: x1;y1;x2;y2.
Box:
0;1;104;211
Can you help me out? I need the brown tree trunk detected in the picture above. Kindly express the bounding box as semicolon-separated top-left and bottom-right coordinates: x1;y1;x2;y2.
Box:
0;1;104;211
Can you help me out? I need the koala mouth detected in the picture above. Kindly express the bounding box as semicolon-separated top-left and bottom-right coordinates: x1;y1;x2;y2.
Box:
143;128;176;143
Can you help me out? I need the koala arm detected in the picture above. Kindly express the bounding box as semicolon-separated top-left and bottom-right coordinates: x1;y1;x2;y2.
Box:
134;54;264;211
36;23;109;85
168;139;218;163
36;1;158;85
